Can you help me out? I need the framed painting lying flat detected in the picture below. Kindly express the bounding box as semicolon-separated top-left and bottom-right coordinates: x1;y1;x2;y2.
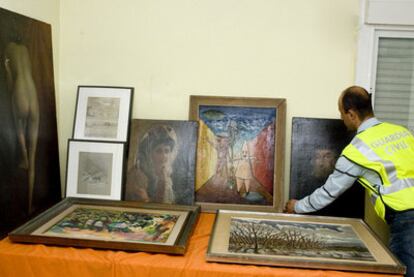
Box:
207;210;406;275
189;96;286;212
9;197;200;254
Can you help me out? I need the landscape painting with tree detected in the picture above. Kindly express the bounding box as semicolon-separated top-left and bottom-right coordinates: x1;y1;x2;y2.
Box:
207;210;406;274
190;96;286;211
228;217;374;261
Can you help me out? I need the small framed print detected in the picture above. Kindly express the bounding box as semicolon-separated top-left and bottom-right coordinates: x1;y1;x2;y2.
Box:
73;86;133;141
65;140;125;200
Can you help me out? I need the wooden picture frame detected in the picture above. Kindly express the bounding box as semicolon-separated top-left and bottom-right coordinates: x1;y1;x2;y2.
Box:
125;119;198;205
207;210;406;275
189;96;286;212
73;86;133;142
65;140;125;200
9;197;200;255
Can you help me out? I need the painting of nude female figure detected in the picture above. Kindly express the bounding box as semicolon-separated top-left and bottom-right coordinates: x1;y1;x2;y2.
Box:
0;8;61;237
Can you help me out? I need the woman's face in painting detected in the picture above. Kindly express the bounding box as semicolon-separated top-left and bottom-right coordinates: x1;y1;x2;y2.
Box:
151;143;173;167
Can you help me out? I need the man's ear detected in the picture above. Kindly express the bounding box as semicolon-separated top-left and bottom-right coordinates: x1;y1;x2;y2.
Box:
347;109;361;125
347;109;357;119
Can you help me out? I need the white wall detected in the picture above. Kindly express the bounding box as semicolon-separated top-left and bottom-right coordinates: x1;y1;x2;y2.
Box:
0;0;361;209
59;0;360;200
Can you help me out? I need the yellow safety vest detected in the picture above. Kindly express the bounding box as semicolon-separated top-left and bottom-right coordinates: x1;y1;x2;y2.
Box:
341;122;414;220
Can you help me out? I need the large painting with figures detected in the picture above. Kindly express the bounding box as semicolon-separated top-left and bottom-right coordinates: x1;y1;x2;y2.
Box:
207;210;406;274
0;8;61;237
189;96;286;212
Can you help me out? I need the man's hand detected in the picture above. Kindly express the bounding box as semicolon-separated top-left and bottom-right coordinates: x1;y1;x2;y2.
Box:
283;199;298;214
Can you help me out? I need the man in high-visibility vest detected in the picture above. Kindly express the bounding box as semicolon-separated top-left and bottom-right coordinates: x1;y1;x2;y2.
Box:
284;85;414;277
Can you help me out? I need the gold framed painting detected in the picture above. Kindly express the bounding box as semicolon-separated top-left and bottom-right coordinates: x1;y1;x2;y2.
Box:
9;198;200;254
206;210;406;274
189;96;286;212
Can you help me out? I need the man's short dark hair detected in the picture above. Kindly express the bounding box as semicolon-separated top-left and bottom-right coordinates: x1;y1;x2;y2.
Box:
341;86;374;119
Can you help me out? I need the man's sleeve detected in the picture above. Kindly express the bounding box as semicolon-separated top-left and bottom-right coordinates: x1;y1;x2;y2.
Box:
294;156;363;213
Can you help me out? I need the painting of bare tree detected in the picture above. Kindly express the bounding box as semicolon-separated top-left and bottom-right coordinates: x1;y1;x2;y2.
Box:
228;217;374;261
207;210;406;274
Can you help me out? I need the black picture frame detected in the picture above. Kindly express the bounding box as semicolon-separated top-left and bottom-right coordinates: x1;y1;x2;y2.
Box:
65;140;126;201
72;86;134;142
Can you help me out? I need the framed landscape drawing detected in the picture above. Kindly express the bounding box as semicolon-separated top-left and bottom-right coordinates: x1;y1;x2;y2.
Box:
189;96;286;212
0;8;61;237
65;140;125;200
73;86;133;142
207;210;406;274
125;119;198;205
9;197;200;254
289;117;364;218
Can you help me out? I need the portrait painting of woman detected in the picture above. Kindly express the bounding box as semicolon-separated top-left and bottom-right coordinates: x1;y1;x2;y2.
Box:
125;119;198;205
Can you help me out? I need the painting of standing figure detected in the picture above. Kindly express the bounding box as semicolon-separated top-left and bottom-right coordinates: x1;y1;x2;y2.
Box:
189;96;286;211
125;119;198;205
289;117;364;218
0;8;61;237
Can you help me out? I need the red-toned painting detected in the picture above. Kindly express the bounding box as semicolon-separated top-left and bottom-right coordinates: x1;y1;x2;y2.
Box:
190;96;286;212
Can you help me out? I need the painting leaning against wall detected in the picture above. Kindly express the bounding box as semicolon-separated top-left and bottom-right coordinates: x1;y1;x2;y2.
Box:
125;119;198;205
189;96;286;212
289;117;364;218
0;8;61;238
